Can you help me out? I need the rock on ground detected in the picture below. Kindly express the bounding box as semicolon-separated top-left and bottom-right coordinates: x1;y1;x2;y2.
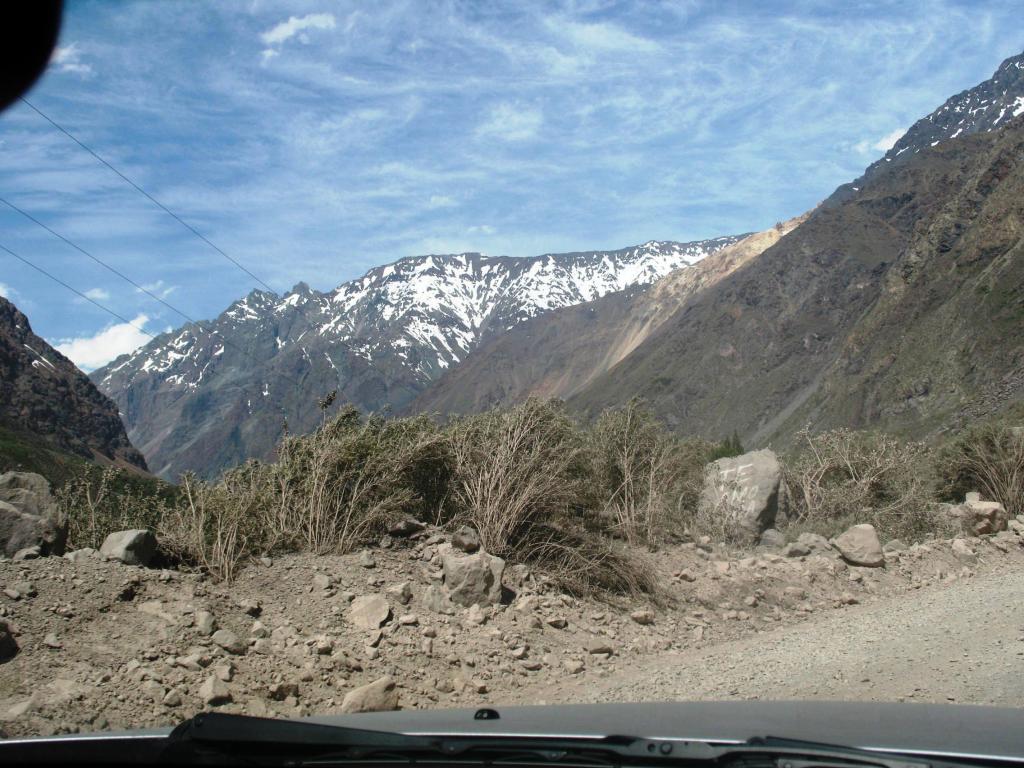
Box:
341;675;399;713
99;530;157;567
699;449;784;543
442;551;505;607
832;524;885;567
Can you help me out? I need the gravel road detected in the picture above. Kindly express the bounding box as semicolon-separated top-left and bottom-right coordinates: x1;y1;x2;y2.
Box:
510;566;1024;707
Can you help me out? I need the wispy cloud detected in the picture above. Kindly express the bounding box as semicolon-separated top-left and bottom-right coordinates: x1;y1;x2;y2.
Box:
83;287;110;301
50;42;93;75
4;0;1022;349
261;12;336;50
476;102;543;141
855;128;905;154
0;282;16;300
56;314;151;371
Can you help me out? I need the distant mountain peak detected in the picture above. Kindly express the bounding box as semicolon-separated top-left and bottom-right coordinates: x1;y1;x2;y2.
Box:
92;235;744;478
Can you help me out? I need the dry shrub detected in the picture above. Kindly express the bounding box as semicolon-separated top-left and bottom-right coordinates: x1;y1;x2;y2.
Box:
57;467;173;550
157;467;265;582
590;399;678;545
446;398;588;557
445;398;653;595
268;407;447;554
937;423;1024;517
784;427;943;542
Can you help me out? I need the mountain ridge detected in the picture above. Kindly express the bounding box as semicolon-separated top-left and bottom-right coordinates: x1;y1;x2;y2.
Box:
93;236;743;479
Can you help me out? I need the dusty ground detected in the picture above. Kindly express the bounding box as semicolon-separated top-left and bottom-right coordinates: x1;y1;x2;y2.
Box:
1;525;1022;737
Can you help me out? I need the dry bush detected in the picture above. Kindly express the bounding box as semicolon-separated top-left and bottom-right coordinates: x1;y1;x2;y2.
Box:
268;407;446;554
446;398;589;557
157;467;265;582
937;423;1024;517
783;427;943;542
57;467;173;550
589;399;679;545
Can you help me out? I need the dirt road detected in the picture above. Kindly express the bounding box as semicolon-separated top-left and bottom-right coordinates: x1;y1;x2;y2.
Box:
509;567;1024;707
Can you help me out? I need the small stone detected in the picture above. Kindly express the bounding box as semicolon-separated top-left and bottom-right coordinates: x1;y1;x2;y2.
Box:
214;662;235;682
398;614;418;626
194;611;216;636
312;573;333;590
451;526;481;553
388;518;426;537
250;621;269;639
43;633;62;649
347;595;391;630
13;546;40;561
211;629;246;655
464;604;487;626
341;676;399;713
546;617;568;629
359;550;377;569
162;689;182;707
509;646;528;659
951;539;978;565
630;609;655;626
386;582;413;605
563;659;585;674
199;676;232;706
238;598;262;617
259;555;273;567
586;640;614;655
268;682;299;701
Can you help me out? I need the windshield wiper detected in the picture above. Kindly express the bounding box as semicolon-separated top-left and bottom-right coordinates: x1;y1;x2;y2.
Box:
162;713;993;768
161;713;975;768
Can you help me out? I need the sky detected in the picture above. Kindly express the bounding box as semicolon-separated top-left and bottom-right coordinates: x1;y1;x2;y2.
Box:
0;0;1021;371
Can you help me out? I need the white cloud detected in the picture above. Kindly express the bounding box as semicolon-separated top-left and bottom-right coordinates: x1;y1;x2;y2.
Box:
83;287;110;301
427;194;456;209
51;42;93;75
560;21;659;53
856;128;905;154
467;224;496;235
873;128;905;151
261;13;336;46
0;282;14;300
56;314;151;372
476;103;543;142
138;280;176;299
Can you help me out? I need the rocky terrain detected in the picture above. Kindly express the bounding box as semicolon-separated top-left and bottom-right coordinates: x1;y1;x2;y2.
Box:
91;237;742;480
1;492;1022;738
0;296;146;473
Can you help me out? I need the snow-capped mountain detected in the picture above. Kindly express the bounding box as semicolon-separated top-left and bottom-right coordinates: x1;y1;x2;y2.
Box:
834;50;1024;201
93;236;742;479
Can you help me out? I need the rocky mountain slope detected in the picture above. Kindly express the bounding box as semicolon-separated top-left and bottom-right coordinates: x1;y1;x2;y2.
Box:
92;238;741;479
832;50;1024;201
0;297;146;472
409;217;808;416
569;115;1024;443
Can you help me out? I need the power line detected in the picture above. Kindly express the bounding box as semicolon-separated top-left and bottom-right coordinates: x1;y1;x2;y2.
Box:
0;241;155;341
18;96;278;295
0;195;194;326
0;217;307;388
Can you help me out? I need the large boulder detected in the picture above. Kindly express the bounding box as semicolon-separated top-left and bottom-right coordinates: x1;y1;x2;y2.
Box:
99;529;157;566
699;449;784;542
831;524;885;567
0;473;66;557
442;550;505;607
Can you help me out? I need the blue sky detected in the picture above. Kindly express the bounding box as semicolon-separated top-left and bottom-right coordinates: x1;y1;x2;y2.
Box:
0;0;1021;370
